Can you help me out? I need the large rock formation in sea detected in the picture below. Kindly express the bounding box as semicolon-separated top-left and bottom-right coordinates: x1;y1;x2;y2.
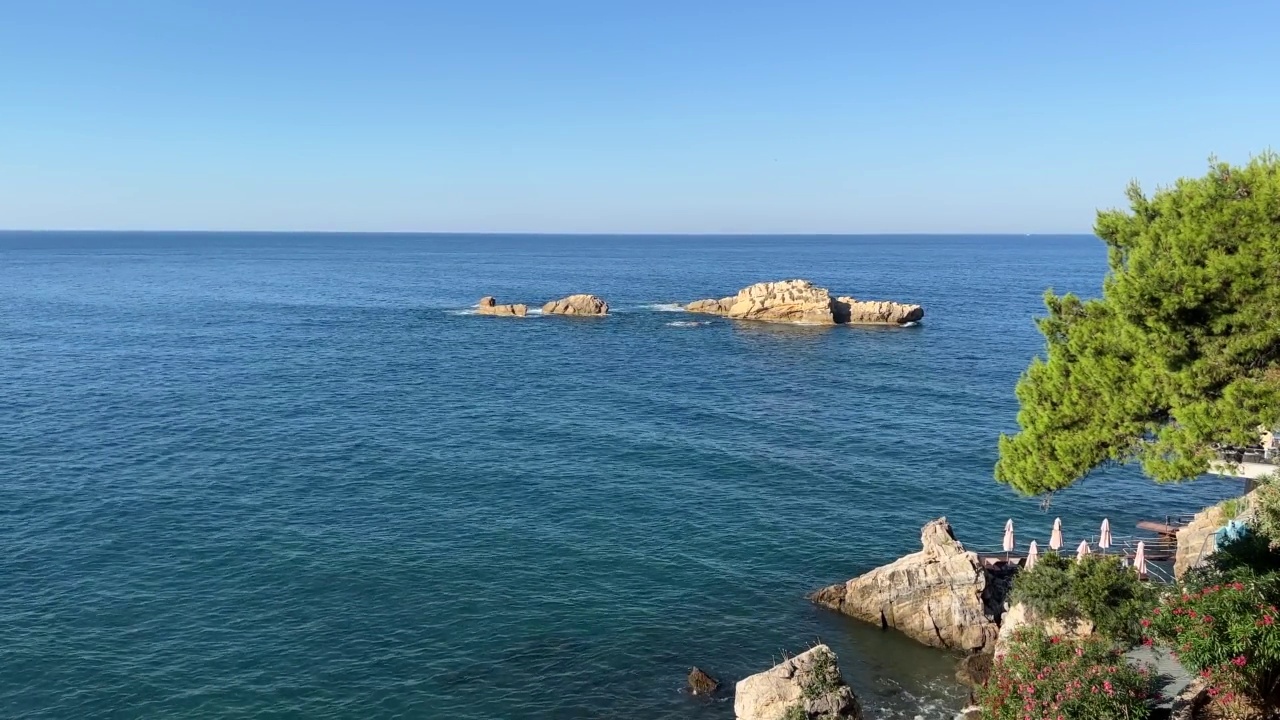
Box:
684;279;922;326
809;518;1004;653
475;296;528;317
734;644;862;720
541;294;610;316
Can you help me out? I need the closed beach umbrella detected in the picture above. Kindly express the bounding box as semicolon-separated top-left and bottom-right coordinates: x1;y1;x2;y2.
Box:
1077;539;1091;560
1002;519;1015;553
1134;541;1148;579
1050;518;1063;550
1026;540;1039;570
1099;518;1112;550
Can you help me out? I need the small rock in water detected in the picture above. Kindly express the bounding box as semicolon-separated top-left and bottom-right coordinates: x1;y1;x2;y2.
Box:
541;293;609;316
687;666;720;695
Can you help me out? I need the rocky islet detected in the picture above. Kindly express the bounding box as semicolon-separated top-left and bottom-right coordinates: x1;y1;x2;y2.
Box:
473;279;923;326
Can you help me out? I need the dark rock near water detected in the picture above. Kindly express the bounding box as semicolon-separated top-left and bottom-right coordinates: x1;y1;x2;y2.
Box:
955;652;993;688
687;666;719;696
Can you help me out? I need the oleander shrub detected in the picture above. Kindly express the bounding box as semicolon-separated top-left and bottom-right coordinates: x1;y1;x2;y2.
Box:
1146;573;1280;711
1010;552;1156;644
977;627;1156;720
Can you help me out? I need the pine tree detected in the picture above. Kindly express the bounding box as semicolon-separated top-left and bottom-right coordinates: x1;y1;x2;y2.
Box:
996;153;1280;494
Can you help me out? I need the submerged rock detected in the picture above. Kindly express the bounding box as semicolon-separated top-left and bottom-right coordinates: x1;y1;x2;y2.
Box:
687;666;720;696
734;645;862;720
541;294;609;316
809;518;1003;652
684;279;921;326
475;296;528;317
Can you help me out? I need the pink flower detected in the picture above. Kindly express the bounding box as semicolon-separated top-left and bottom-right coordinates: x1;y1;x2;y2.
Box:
1232;655;1247;667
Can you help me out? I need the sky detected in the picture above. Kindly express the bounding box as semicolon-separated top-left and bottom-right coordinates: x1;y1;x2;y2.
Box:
1;1;1277;234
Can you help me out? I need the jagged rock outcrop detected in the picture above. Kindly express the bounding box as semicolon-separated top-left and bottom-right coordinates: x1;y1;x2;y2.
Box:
734;645;862;720
835;297;924;325
541;294;609;316
993;602;1094;658
475;296;528;317
809;518;1003;652
687;666;720;696
684;279;921;326
1174;490;1256;578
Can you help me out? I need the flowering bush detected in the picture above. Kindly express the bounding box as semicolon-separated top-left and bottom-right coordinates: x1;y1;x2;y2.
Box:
977;627;1156;720
1145;576;1280;708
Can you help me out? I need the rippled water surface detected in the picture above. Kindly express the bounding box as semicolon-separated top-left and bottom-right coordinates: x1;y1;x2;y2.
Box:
0;233;1242;719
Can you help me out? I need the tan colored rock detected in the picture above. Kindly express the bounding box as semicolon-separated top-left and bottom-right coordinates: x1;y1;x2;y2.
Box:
541;294;609;316
734;645;862;720
684;297;730;314
1174;490;1255;578
1170;677;1210;720
475;296;528;317
687;666;719;696
834;297;924;325
993;602;1094;658
809;518;1001;652
684;279;922;326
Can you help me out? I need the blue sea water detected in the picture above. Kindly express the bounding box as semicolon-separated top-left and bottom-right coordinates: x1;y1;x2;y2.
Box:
0;233;1242;719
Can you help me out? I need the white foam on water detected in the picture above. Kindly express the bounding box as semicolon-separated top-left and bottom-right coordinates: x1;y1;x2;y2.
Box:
638;303;685;312
665;320;709;327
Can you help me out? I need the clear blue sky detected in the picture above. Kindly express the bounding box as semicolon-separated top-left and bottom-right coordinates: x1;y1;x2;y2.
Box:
1;1;1277;233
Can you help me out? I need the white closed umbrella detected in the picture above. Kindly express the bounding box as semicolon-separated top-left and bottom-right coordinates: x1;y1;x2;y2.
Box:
1050;518;1063;550
1134;541;1147;579
1099;518;1112;551
1002;519;1015;558
1026;540;1039;570
1077;539;1091;561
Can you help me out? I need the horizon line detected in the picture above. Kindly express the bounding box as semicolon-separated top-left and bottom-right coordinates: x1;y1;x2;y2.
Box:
0;228;1096;237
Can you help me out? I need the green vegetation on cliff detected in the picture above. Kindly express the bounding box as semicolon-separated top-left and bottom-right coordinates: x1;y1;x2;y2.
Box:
996;153;1280;494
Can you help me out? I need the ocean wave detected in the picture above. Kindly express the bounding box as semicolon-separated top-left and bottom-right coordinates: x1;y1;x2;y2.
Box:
665;320;710;327
638;303;685;312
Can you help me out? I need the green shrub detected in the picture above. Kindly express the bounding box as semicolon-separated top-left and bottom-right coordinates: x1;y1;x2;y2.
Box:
1184;533;1280;590
1146;571;1280;708
1010;553;1156;644
977;627;1156;720
1253;473;1280;548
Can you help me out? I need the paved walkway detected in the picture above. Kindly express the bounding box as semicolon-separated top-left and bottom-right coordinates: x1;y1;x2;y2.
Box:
1127;645;1194;710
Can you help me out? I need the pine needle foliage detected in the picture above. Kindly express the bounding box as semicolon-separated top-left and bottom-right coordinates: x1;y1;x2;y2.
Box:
997;153;1280;494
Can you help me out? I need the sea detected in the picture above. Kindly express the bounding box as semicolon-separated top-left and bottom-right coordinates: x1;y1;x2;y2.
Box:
0;232;1242;719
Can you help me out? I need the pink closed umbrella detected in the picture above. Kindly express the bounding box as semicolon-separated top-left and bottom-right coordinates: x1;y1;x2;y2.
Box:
1002;519;1015;558
1026;540;1039;570
1099;518;1112;551
1134;541;1148;579
1050;518;1063;550
1077;539;1091;560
